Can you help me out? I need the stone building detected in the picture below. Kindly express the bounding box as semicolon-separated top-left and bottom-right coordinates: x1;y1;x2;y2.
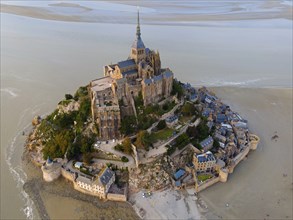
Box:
90;10;174;140
193;151;216;173
76;167;115;199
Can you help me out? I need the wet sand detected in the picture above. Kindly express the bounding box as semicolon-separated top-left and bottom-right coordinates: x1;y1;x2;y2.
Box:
22;151;139;220
130;188;203;219
1;1;292;219
1;0;292;25
200;87;293;219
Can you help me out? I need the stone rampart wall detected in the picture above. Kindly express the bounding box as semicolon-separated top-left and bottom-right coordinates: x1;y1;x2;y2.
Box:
229;146;250;173
197;176;220;193
107;193;127;202
72;182;104;198
61;168;75;182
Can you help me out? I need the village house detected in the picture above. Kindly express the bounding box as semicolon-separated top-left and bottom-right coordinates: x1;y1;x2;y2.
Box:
200;136;214;152
193;151;216;173
165;115;179;127
76;167;115;199
172;168;187;189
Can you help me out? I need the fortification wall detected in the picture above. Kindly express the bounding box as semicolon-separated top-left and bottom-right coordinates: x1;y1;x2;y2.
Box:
228;146;250;173
249;134;260;150
61;168;75;182
41;164;61;182
107;193;127;202
196;177;220;193
219;168;228;182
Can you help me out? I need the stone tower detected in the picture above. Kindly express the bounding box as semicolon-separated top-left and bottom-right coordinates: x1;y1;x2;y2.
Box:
130;9;146;63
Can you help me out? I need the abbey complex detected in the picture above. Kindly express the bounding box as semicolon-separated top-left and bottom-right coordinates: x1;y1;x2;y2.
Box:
90;11;173;140
27;9;260;205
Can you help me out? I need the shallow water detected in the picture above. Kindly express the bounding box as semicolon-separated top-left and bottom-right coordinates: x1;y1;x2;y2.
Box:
1;2;292;219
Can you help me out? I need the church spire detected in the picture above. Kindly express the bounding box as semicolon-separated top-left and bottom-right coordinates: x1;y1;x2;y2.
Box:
136;7;141;39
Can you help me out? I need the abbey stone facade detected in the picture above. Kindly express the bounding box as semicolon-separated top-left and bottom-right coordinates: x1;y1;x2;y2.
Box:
90;11;174;140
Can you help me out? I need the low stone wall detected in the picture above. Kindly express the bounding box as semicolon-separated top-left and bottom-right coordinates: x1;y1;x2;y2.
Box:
196;176;220;193
107;193;127;202
131;144;139;168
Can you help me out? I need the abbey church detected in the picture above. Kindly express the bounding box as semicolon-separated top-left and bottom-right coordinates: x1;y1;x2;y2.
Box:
90;10;174;140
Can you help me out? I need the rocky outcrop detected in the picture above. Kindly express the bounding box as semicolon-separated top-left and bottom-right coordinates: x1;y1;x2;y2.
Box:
32;115;41;126
129;157;171;191
58;100;80;114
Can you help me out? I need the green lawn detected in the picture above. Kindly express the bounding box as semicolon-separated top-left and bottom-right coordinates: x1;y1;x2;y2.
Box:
179;115;193;123
197;173;213;182
149;128;174;143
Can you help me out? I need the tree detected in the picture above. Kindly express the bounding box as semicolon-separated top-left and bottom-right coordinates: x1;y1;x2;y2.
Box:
135;130;151;150
121;156;129;163
171;80;184;98
74;86;88;101
186;125;198;138
181;102;195;116
135;91;144;107
83;152;92;164
157;120;166;130
65;94;73;100
122;137;132;154
197;121;210;141
120;115;137;135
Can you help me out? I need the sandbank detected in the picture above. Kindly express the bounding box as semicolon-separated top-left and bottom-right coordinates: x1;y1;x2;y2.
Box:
1;1;292;25
130;188;203;219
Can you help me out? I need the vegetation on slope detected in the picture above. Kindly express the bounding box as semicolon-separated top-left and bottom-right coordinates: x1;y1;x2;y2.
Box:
36;85;97;160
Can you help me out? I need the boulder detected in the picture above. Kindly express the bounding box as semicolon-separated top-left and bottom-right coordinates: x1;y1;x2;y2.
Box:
32;115;41;126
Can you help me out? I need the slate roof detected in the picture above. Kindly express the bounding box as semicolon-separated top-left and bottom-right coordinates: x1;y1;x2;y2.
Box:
197;151;216;163
117;59;136;68
216;114;227;123
175;180;181;187
190;93;197;101
174;169;186;180
163;70;173;78
75;162;83;168
202;108;213;117
132;37;145;49
200;136;213;148
144;78;152;84
122;69;138;76
234;121;248;129
98;168;115;186
153;74;163;82
166;115;178;123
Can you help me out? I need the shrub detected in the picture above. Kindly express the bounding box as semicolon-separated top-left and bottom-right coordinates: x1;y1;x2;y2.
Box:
171;79;184;98
120;115;137;135
121;156;129;163
157;120;167;130
181;102;195;116
65;94;73;100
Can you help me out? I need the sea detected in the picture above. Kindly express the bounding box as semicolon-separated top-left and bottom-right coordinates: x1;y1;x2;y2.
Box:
1;0;292;219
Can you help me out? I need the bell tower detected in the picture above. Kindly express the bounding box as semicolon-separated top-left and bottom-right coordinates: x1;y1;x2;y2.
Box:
130;8;146;63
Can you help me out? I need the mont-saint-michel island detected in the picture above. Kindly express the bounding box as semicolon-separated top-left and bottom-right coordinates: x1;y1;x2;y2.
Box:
25;10;261;218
